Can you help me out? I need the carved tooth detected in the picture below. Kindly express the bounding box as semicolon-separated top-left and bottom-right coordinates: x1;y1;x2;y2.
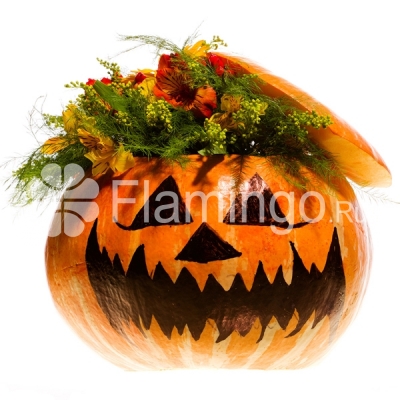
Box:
86;220;345;344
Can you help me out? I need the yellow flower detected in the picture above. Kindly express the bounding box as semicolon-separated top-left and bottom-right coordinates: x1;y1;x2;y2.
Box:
205;95;243;132
41;136;70;154
41;105;96;154
41;105;80;153
77;128;108;149
221;94;242;113
121;69;156;86
183;40;210;58
209;112;239;131
109;145;136;173
78;129;135;175
135;69;156;78
138;77;157;101
62;104;80;134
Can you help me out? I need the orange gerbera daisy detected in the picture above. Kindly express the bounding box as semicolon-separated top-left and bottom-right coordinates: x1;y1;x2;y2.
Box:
153;54;217;118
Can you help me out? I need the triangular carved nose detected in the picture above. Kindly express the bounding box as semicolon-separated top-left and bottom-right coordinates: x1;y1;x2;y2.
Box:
175;222;242;263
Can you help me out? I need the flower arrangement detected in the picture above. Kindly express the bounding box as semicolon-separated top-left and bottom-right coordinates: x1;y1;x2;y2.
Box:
12;35;338;204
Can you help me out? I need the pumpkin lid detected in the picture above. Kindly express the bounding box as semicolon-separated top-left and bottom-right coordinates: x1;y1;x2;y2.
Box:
214;53;391;188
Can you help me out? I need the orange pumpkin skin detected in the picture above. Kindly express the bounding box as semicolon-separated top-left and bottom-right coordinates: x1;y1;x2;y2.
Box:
46;155;371;370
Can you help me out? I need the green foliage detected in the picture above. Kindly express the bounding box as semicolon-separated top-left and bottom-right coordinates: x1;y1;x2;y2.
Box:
93;81;128;112
10;144;91;205
10;34;343;204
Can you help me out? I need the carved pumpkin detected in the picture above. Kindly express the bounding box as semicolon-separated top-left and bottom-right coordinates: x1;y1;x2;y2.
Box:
45;53;390;370
46;155;371;370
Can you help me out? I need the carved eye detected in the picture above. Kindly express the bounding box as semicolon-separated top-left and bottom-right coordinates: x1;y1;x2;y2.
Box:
223;173;287;226
116;175;193;230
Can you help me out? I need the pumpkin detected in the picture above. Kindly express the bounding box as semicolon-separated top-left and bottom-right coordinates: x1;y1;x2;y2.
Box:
46;154;371;370
45;54;389;370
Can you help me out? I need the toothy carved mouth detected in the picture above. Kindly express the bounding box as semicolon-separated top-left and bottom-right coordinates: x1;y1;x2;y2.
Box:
86;220;345;343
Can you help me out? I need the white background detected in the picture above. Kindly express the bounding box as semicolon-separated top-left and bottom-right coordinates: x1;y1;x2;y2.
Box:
1;1;399;399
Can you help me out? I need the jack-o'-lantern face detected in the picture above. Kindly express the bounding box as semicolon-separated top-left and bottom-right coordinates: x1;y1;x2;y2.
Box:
46;155;370;370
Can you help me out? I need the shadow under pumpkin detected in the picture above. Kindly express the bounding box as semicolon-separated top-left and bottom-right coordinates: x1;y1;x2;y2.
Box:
85;174;345;344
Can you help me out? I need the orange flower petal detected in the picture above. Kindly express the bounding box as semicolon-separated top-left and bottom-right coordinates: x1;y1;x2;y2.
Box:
158;54;173;70
155;68;189;98
192;86;217;118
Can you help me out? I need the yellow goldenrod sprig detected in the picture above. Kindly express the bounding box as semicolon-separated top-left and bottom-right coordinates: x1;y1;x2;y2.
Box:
146;100;173;132
114;111;132;127
277;110;333;138
204;119;227;148
289;110;333;130
232;98;268;137
209;35;228;50
96;58;121;79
